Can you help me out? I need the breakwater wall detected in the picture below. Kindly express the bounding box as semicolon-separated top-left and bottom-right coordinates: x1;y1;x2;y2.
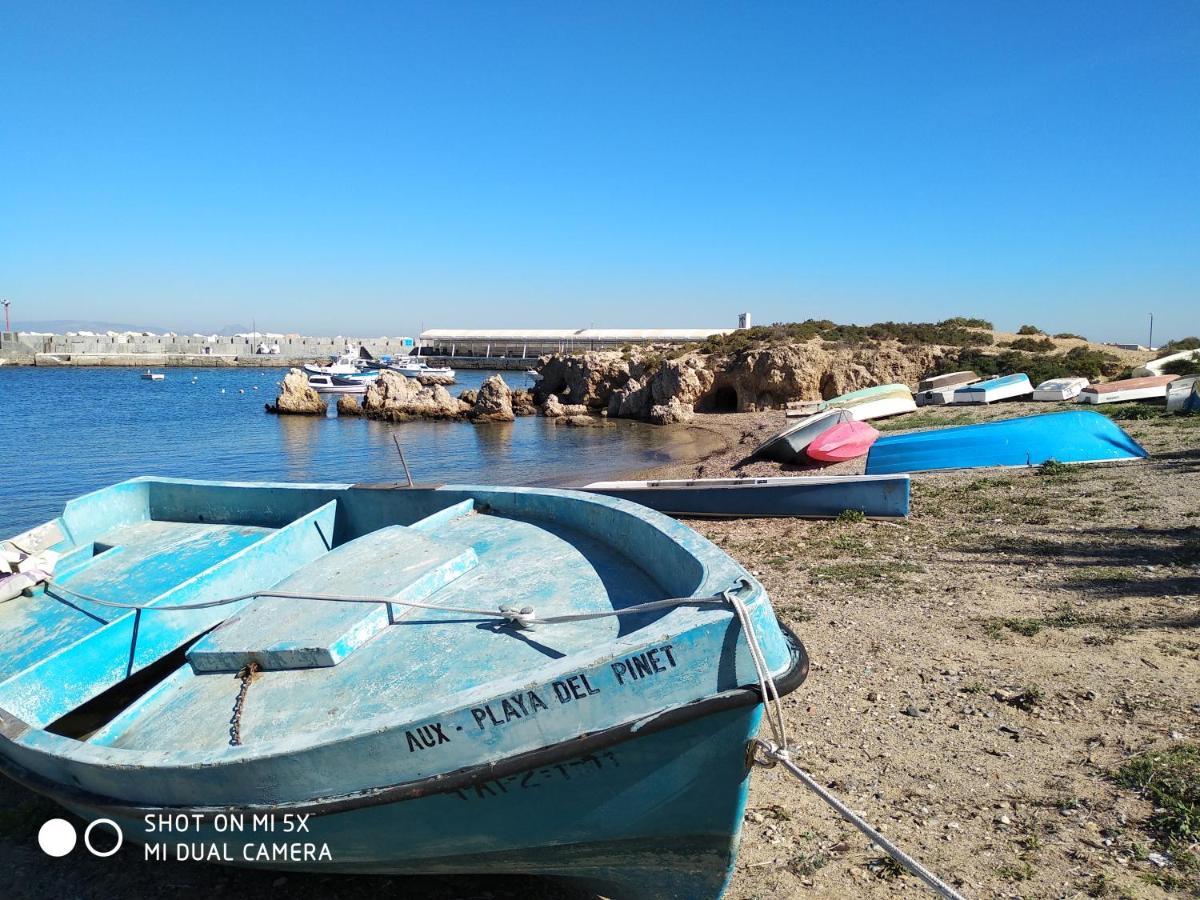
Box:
0;332;414;367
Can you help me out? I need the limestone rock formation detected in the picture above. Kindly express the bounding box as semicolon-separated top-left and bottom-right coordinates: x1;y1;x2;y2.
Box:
457;388;479;406
528;338;947;423
648;397;695;425
468;374;515;422
541;394;589;418
336;395;363;416
417;372;456;386
511;388;537;416
362;370;465;421
266;369;327;415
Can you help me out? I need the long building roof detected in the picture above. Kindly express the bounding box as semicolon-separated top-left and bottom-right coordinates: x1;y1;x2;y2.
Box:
420;328;732;341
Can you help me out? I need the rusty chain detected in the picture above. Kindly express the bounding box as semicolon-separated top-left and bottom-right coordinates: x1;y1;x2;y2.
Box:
228;661;261;747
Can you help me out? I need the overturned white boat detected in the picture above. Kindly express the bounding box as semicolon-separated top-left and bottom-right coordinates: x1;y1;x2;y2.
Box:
1032;377;1089;401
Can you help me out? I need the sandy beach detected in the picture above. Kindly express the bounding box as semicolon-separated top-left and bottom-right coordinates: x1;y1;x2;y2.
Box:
639;402;1199;898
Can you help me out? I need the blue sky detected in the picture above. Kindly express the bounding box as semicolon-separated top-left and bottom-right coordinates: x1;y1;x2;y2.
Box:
2;2;1196;343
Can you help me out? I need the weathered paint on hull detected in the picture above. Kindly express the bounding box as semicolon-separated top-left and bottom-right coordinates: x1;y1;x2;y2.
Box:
66;706;761;900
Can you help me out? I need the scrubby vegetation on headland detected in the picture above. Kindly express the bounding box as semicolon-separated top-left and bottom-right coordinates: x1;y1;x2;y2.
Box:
528;318;1150;424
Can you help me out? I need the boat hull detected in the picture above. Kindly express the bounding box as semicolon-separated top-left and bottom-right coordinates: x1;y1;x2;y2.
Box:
806;421;879;462
1032;378;1089;401
1080;375;1179;404
1166;376;1200;413
47;705;759;899
865;410;1148;474
582;475;910;519
952;374;1033;404
752;409;850;463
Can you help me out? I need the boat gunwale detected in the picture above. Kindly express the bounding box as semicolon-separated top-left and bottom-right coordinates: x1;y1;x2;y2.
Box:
0;624;809;819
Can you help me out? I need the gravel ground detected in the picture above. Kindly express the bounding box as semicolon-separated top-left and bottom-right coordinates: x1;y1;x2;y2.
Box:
2;402;1195;899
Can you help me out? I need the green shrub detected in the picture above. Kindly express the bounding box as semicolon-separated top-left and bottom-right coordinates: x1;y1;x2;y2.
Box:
1162;352;1200;377
700;318;995;355
1008;337;1056;352
941;316;993;329
1157;337;1200;358
1053;332;1087;340
936;345;1121;386
1017;324;1044;335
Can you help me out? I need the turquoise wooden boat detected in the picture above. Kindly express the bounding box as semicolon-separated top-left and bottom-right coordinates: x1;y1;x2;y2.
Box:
582;474;911;519
864;410;1148;474
0;478;807;899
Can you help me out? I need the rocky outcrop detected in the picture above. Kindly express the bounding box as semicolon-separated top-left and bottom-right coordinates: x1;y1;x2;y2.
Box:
336;395;363;416
648;397;695;425
528;339;949;423
457;388;479;406
266;369;327;415
417;372;456;386
511;389;537;416
467;375;515;422
541;394;589;418
362;370;465;421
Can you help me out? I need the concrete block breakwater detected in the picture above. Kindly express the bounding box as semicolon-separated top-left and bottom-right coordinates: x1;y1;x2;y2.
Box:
0;332;414;367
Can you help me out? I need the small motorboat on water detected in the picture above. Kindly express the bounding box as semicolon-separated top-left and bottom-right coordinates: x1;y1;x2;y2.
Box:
864;409;1148;474
140;370;165;381
307;373;370;395
382;357;455;379
303;352;380;383
1079;374;1179;405
582;474;910;519
752;409;851;463
1032;377;1089;401
952;373;1033;404
0;478;806;899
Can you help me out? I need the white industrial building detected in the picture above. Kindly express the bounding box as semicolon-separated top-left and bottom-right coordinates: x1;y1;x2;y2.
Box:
419;316;749;358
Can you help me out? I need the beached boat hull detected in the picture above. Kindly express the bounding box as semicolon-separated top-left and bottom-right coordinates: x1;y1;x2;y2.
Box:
825;384;916;421
1080;375;1179;404
1166;376;1200;413
0;478;806;899
915;386;958;406
752;409;851;463
917;371;978;392
582;474;910;519
864;410;1148;474
1032;378;1089;401
806;421;879;463
952;373;1033;404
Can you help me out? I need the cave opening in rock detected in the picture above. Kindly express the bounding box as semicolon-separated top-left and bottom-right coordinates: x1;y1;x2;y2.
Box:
709;385;739;412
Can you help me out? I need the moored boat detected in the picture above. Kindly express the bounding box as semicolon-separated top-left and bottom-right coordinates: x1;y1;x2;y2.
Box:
0;478;806;899
1166;375;1200;413
582;474;910;519
1032;377;1089;401
952;373;1032;404
307;373;370;394
805;421;879;463
752;409;851;463
1079;374;1179;404
140;370;165;381
864;409;1148;474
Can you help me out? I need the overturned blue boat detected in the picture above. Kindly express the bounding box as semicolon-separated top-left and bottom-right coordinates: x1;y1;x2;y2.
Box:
865;409;1148;474
583;474;910;519
0;478;807;899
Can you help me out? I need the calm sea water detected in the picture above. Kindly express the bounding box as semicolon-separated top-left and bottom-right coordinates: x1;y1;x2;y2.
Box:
0;366;687;536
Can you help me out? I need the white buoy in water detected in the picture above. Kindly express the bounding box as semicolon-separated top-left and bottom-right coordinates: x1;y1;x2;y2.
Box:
220;388;226;394
239;389;245;394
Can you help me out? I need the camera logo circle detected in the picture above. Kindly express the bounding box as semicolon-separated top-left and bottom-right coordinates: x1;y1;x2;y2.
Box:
38;818;76;857
84;818;124;857
38;818;123;857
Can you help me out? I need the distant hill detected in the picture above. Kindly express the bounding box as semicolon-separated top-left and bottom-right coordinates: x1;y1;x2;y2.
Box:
13;319;166;334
